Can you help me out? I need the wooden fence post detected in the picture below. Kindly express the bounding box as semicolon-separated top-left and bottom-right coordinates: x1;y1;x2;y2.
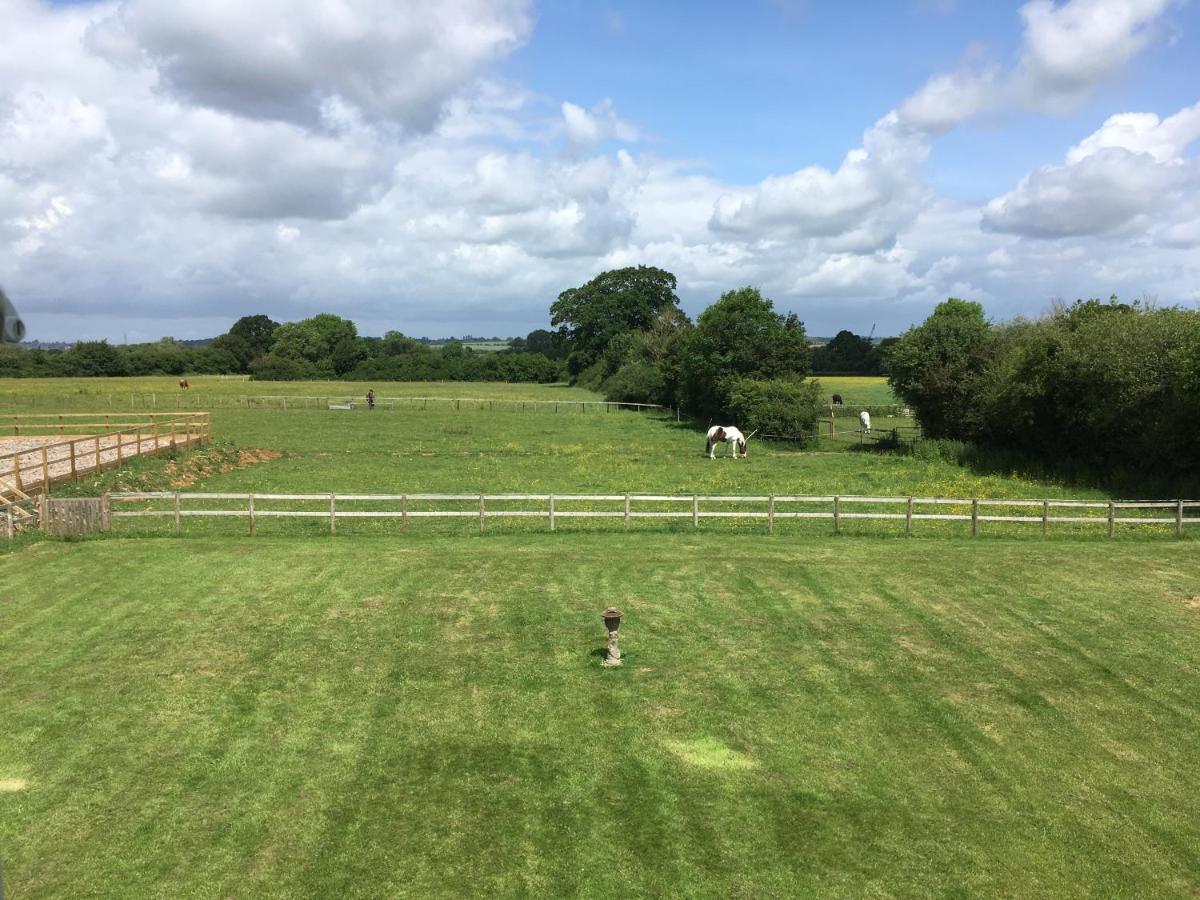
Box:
549;494;556;531
70;438;77;481
624;494;631;531
101;493;110;530
768;495;775;535
1042;500;1049;537
906;497;913;535
971;499;979;537
4;507;12;540
248;495;255;535
174;492;181;532
1107;501;1115;538
330;494;336;534
41;445;50;493
833;495;840;533
692;494;699;528
479;494;485;532
1177;499;1184;537
402;494;408;531
39;493;48;530
117;430;124;465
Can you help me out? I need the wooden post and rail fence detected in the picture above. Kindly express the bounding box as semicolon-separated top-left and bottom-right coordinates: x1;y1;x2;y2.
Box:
7;490;1192;540
0;392;667;414
0;412;211;501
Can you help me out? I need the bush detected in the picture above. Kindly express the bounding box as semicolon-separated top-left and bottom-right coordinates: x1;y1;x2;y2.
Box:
723;377;823;445
250;353;318;381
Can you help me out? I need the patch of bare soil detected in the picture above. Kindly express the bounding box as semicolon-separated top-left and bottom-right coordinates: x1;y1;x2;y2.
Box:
162;447;282;489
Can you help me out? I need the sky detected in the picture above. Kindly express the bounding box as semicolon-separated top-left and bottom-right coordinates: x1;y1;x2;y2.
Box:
2;0;1199;342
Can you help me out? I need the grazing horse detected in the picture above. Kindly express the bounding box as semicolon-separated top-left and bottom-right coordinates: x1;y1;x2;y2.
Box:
859;410;871;434
706;425;755;459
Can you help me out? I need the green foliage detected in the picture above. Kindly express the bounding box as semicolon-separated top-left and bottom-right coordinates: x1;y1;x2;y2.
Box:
229;314;280;354
250;352;318;381
682;287;811;418
811;329;890;374
271;313;358;364
890;297;1200;489
59;340;129;376
522;328;564;358
723;377;823;444
887;298;991;439
550;265;681;372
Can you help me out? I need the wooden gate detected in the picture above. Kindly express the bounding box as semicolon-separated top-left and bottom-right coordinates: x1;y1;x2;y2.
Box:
41;497;109;536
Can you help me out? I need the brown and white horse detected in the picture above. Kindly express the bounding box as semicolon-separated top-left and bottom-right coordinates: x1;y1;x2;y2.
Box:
706;425;755;459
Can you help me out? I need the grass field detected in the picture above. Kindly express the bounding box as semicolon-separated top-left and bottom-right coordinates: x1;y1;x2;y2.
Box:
2;536;1199;897
0;374;896;409
0;376;601;408
3;377;1198;897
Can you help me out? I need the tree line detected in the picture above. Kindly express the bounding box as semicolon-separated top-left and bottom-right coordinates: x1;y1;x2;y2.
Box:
549;266;826;440
0;313;567;384
888;297;1200;492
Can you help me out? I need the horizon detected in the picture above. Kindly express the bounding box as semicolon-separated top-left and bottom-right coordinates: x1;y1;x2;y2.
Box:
3;0;1199;343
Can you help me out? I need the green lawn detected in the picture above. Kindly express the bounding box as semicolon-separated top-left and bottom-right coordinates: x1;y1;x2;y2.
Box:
2;535;1198;898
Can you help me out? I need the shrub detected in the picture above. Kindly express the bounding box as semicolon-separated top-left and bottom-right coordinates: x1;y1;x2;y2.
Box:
723;377;823;445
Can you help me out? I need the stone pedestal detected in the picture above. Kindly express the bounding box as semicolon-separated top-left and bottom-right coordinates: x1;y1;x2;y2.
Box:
602;630;622;667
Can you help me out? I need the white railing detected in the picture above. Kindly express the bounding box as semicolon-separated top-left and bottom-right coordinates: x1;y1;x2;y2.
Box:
90;492;1200;538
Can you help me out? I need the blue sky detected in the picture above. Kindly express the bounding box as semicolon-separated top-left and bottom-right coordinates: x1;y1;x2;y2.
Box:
6;0;1200;340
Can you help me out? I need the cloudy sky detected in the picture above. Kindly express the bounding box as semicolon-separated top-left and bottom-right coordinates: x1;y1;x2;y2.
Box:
2;0;1199;342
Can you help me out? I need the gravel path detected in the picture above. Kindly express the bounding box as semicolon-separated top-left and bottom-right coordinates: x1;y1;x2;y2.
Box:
0;433;201;492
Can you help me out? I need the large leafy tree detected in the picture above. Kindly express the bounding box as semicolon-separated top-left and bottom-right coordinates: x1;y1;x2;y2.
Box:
271;313;357;365
887;298;991;439
229;315;280;355
212;314;280;371
682;287;811;418
550;265;681;374
813;330;876;373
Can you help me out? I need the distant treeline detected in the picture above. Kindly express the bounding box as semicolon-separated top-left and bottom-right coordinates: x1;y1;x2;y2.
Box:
0;314;567;384
888;297;1200;492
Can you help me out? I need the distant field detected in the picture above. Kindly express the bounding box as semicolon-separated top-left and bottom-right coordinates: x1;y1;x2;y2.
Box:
808;375;896;406
2;535;1198;897
0;375;896;408
0;376;599;408
458;340;512;352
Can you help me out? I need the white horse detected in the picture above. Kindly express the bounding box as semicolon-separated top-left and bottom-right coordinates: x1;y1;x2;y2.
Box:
706;425;755;459
859;410;872;434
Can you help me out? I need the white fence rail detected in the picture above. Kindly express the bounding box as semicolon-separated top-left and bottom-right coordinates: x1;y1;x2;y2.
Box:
84;491;1200;539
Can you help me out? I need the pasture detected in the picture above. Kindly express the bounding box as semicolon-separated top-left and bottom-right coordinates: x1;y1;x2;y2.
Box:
2;536;1200;897
3;377;1199;897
